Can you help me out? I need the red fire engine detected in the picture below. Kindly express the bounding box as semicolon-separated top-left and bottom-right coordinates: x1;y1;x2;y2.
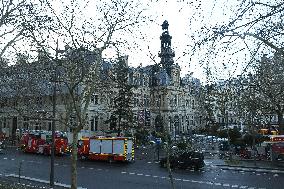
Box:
20;131;69;155
78;136;134;162
259;135;284;161
270;135;284;161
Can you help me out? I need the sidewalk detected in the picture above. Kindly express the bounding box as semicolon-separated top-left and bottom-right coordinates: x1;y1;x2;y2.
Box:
0;175;63;189
1;174;84;189
207;156;284;173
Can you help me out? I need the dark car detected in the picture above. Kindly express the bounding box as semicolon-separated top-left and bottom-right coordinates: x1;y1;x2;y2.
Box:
219;141;230;151
159;150;204;170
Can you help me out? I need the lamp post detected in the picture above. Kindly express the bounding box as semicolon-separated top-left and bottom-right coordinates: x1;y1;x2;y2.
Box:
50;73;56;188
247;72;257;166
225;110;232;161
50;40;59;187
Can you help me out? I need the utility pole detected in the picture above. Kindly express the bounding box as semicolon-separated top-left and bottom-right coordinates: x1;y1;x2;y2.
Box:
157;95;161;161
248;77;257;167
251;93;257;167
50;40;58;187
252;116;257;166
50;76;56;187
226;110;232;161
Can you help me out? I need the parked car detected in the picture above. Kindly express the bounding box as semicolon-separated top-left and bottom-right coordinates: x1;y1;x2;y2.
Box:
0;140;6;149
219;141;230;151
159;150;204;170
239;148;252;159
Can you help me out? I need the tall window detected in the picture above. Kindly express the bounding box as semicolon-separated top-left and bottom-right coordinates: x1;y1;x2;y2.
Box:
174;95;177;105
95;117;98;131
91;94;99;105
144;77;148;86
48;121;52;131
36;97;43;106
3;118;7;128
169;116;172;132
23;117;29;130
90;117;98;131
13;99;18;107
145;95;149;107
144;94;147;107
90;119;94;131
94;95;99;105
35;122;39;130
134;94;138;107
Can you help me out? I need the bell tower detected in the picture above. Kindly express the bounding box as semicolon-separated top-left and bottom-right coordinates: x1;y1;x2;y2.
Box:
158;20;175;76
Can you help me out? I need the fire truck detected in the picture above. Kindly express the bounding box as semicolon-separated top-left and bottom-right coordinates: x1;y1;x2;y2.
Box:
270;135;284;161
20;131;69;155
78;136;134;162
257;135;284;161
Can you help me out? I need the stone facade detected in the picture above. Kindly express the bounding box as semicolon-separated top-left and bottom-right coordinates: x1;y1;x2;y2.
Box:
87;21;204;137
0;21;204;139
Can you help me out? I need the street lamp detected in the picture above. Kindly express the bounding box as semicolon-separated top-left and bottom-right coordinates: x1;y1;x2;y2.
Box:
32;59;57;188
50;72;56;188
248;75;256;165
50;40;60;188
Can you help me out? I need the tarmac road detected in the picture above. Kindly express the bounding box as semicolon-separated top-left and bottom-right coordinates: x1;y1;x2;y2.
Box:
0;147;283;189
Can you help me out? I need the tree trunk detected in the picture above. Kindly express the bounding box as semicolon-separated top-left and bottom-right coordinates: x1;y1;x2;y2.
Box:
71;131;79;189
277;112;284;135
166;143;175;189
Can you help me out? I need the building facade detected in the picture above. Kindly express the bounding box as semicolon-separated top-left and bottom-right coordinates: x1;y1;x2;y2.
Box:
0;21;204;139
87;20;204;138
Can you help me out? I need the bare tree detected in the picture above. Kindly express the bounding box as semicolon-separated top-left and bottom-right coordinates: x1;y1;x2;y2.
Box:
0;0;43;58
184;0;284;78
174;0;284;137
241;53;284;134
22;0;146;188
211;1;284;56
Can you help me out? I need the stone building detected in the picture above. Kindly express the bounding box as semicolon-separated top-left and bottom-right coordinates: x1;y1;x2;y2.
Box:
0;21;204;139
88;20;204;138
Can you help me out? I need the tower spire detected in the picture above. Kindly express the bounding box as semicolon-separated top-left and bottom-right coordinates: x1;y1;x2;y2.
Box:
158;20;175;76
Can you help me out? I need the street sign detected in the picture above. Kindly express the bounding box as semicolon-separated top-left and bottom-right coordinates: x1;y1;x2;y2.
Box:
155;138;162;144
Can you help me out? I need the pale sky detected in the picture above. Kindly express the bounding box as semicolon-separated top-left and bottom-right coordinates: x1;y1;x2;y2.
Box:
120;0;246;82
1;0;252;83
